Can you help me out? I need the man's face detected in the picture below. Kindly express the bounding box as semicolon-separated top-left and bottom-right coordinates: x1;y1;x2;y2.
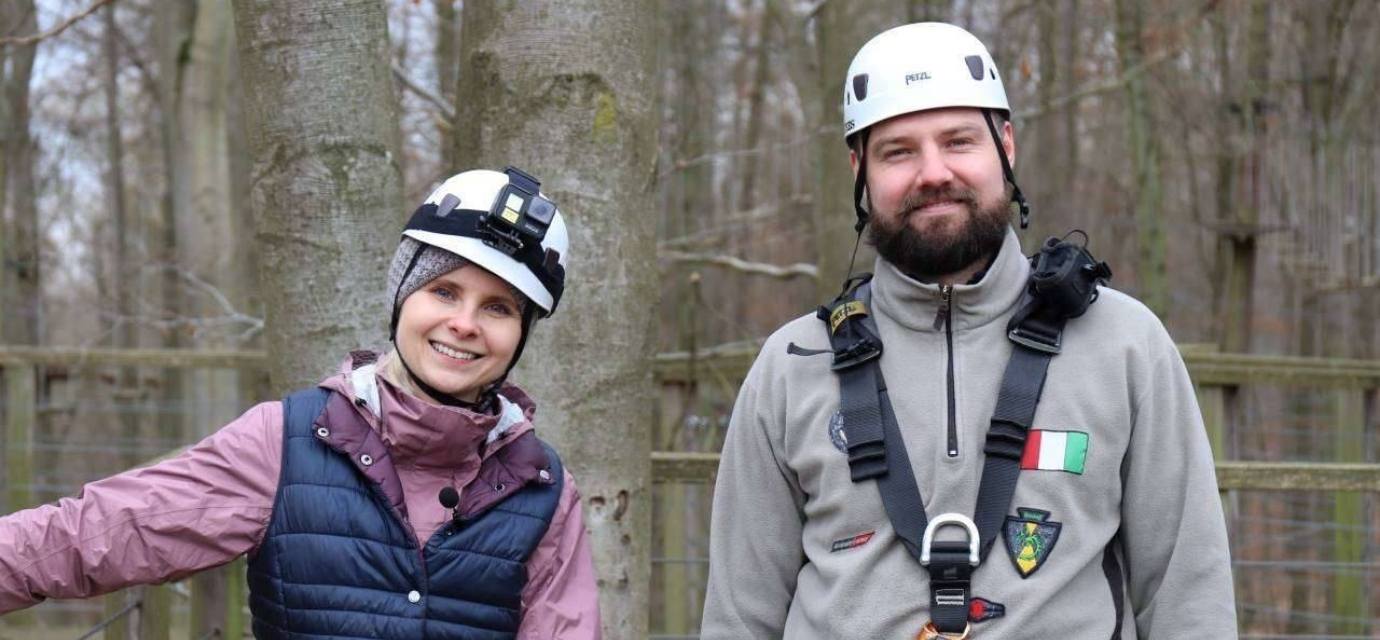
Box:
852;107;1015;279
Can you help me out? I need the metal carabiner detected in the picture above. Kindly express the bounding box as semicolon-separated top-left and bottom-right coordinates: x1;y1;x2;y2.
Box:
919;512;980;566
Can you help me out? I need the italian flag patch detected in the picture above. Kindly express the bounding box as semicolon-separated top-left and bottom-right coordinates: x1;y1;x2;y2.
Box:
1020;430;1089;474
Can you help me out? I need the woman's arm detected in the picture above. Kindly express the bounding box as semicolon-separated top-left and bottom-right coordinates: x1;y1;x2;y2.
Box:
516;467;600;639
0;402;285;614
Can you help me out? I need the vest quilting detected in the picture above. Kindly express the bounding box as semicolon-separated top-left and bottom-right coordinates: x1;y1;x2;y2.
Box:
246;387;563;640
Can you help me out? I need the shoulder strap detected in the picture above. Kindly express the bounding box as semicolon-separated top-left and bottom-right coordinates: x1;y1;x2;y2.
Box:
820;278;930;560
974;236;1112;557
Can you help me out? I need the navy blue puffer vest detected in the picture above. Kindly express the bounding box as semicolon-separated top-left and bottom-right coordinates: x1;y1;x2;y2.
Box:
247;387;563;639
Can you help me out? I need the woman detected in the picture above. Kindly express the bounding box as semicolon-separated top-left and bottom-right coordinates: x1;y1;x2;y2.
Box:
0;168;600;639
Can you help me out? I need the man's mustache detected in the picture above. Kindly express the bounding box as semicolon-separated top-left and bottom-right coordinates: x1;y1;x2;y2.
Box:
898;187;978;215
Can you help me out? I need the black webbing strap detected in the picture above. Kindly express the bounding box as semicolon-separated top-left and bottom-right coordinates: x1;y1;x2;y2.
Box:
826;281;931;562
875;384;928;560
838;362;887;482
927;540;976;632
923;325;1059;634
972;341;1056;559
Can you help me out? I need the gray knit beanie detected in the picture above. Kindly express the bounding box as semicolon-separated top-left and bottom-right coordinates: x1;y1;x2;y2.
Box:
387;236;529;316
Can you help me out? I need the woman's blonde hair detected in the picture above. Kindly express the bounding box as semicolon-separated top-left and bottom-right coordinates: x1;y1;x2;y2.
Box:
377;350;427;401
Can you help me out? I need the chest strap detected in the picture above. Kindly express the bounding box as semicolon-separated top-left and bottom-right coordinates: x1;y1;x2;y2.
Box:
821;235;1110;635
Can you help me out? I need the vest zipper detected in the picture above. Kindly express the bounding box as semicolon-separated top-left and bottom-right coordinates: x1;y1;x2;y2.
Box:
937;285;958;457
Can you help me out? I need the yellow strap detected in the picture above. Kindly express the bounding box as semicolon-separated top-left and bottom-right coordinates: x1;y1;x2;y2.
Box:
829;300;867;334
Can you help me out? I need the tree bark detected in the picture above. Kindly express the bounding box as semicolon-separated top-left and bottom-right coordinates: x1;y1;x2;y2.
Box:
173;0;245;430
102;2;143;480
231;0;404;394
0;0;39;347
736;0;771;213
433;0;460;172
1214;2;1270;356
453;2;659;637
157;1;243;634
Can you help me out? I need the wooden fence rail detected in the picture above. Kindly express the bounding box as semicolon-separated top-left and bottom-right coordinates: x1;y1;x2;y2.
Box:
650;452;1380;491
3;344;1379;638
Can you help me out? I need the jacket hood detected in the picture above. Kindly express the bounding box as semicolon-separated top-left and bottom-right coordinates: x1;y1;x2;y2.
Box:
870;226;1029;333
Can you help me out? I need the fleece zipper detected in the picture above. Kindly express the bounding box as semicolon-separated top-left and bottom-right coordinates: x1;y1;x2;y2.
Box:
933;285;958;457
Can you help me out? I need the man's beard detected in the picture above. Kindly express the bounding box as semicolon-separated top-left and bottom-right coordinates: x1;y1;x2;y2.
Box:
866;183;1012;280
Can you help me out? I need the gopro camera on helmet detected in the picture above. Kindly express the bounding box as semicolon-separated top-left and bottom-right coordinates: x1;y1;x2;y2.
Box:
478;166;555;256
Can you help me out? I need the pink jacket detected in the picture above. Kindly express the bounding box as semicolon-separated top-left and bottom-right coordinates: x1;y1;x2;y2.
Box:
0;355;600;638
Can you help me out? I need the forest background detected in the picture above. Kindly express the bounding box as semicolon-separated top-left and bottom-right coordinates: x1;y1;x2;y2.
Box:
1;0;1378;638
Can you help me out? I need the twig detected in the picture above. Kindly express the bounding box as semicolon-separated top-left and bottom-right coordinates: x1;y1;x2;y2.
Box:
1019;0;1221;123
665;127;822;175
661;251;818;280
392;61;455;121
0;0;117;48
1018;46;1179;122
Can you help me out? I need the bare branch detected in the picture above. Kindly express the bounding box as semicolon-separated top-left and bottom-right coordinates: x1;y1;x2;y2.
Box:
392;61;456;121
0;0;117;48
661;251;818;280
116;264;267;343
1018;46;1179;123
657;196;814;251
1019;0;1221;123
660;125;825;181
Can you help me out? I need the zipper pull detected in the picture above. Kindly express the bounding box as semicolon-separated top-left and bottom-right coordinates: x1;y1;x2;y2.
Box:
933;285;952;331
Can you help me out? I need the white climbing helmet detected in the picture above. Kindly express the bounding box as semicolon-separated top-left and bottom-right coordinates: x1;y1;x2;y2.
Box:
842;22;1009;141
401;167;569;315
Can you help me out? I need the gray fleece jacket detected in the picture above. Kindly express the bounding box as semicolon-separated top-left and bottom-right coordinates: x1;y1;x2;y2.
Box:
701;228;1237;639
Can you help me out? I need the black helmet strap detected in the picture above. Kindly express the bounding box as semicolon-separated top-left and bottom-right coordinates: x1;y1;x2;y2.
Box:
981;108;1030;229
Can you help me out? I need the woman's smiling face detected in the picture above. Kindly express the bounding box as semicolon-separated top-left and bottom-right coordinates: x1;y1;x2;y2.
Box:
395;263;524;402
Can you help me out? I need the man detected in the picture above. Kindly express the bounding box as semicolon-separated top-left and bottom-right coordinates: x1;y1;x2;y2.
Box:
701;22;1236;639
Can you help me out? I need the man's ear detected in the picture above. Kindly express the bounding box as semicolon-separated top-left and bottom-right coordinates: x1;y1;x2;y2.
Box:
1002;120;1016;169
849;149;860;177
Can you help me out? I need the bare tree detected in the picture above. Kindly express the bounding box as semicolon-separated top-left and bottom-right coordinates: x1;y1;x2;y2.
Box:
0;0;39;347
231;0;404;393
433;0;460;172
1114;0;1167;316
453;2;659;637
156;0;247;635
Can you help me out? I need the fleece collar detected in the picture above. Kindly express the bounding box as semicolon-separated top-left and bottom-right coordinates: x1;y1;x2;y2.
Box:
870;226;1029;333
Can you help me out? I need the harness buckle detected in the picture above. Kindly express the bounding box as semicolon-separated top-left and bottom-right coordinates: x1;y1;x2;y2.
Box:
1007;324;1061;354
831;337;882;371
919;513;980;566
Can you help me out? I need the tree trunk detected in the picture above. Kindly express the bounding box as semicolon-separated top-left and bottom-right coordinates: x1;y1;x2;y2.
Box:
102;3;143;481
1;0;39;347
1114;0;1166;317
810;1;906;301
1059;0;1080;203
433;0;460;172
173;0;244;432
453;3;659;637
1215;2;1270;356
1031;0;1060;240
231;0;404;394
158;0;245;634
737;0;771;213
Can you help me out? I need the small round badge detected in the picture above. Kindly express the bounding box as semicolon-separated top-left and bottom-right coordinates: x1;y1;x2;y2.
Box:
828;411;848;453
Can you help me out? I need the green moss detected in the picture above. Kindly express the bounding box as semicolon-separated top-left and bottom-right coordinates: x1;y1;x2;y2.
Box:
592;90;618;143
